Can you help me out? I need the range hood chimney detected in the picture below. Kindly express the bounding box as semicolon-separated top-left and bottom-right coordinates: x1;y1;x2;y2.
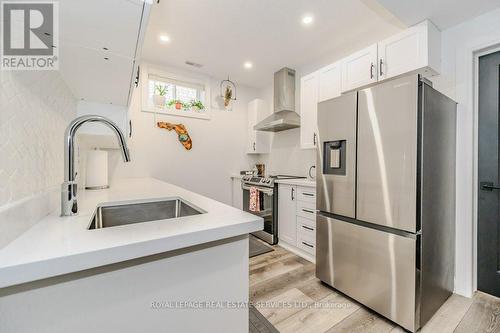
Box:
254;67;300;132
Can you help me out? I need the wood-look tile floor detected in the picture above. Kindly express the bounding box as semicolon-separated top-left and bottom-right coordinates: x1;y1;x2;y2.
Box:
249;244;500;333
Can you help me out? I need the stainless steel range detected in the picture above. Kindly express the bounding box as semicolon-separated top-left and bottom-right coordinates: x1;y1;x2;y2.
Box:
242;175;304;245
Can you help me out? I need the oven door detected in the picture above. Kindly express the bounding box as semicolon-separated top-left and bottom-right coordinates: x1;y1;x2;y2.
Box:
242;183;277;244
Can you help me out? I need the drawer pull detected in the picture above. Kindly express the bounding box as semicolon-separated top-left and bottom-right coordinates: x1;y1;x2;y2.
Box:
302;241;314;248
302;225;314;231
302;209;315;214
302;192;314;197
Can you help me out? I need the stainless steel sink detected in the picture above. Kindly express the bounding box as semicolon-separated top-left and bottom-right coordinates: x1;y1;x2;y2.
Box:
87;198;205;230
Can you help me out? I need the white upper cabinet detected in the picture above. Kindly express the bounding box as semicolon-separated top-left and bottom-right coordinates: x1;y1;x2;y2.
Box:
341;21;440;93
300;72;319;149
341;44;378;93
378;20;440;81
318;61;342;102
247;99;271;154
299;20;441;149
59;0;151;106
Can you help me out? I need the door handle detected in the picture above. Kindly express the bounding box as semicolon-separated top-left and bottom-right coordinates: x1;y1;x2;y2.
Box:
291;187;295;200
253;142;256;151
313;133;317;145
480;181;500;191
370;63;374;79
379;58;384;76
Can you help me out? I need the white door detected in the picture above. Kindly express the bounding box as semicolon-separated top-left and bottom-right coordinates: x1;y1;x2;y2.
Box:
300;72;319;149
247;99;270;154
247;102;257;153
278;184;297;245
318;62;342;102
378;21;440;81
378;25;426;81
341;44;378;93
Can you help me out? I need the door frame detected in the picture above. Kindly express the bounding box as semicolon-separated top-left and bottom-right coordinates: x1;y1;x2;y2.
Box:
473;41;500;294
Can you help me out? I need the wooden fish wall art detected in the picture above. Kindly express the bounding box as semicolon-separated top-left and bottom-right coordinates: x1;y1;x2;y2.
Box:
157;122;193;150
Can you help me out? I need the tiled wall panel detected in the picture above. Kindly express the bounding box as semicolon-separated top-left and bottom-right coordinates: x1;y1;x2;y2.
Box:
0;71;76;208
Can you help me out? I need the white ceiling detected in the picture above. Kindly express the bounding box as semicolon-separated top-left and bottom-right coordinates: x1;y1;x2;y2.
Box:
141;0;403;88
376;0;500;30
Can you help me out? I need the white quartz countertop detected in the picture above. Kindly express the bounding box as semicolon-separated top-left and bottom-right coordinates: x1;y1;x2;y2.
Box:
275;178;316;187
0;178;263;289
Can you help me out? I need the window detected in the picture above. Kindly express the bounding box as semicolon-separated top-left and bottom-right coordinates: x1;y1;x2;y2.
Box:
141;64;211;120
148;74;205;109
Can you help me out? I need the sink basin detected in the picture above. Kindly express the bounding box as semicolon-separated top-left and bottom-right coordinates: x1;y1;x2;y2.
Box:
88;198;205;230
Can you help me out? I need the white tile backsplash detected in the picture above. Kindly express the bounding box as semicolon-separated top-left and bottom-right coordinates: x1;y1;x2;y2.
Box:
0;71;76;246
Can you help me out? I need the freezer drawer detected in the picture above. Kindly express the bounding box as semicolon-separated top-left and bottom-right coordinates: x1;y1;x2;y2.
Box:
356;75;419;232
317;92;357;218
316;215;417;332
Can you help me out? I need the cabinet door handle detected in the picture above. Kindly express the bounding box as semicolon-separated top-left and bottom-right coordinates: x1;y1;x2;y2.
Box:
313;133;317;145
302;208;314;214
253;142;256;151
302;225;314;231
291;187;295;200
302;241;314;248
370;62;375;79
129;120;132;138
379;59;384;76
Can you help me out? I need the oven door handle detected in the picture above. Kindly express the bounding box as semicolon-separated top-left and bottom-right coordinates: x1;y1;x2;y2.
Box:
241;184;274;195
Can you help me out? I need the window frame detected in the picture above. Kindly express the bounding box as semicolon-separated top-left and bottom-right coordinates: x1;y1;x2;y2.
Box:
141;63;211;120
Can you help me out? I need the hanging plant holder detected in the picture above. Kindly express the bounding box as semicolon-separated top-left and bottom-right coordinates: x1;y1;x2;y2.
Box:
219;76;237;110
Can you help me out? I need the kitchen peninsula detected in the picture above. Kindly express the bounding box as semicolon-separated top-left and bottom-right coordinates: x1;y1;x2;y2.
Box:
0;178;262;333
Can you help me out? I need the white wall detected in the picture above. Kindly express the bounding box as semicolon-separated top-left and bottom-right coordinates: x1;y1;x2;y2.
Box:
432;7;500;297
110;64;260;205
0;71;76;206
0;71;76;247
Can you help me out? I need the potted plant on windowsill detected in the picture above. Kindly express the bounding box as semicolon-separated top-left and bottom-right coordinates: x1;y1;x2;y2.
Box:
167;99;184;110
190;100;205;112
153;84;167;108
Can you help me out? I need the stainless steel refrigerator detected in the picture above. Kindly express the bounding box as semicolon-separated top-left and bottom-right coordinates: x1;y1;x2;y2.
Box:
316;74;456;332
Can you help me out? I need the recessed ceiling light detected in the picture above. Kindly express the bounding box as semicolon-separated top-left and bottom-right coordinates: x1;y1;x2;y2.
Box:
244;62;253;69
302;15;314;25
159;34;170;43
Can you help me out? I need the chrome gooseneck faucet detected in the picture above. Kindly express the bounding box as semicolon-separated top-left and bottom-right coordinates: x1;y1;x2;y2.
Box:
61;115;131;216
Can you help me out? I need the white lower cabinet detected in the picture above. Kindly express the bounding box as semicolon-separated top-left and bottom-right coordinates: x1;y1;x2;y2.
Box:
278;184;297;244
278;184;316;262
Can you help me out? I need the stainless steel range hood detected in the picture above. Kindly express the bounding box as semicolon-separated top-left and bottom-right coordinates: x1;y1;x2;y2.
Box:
254;67;300;132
